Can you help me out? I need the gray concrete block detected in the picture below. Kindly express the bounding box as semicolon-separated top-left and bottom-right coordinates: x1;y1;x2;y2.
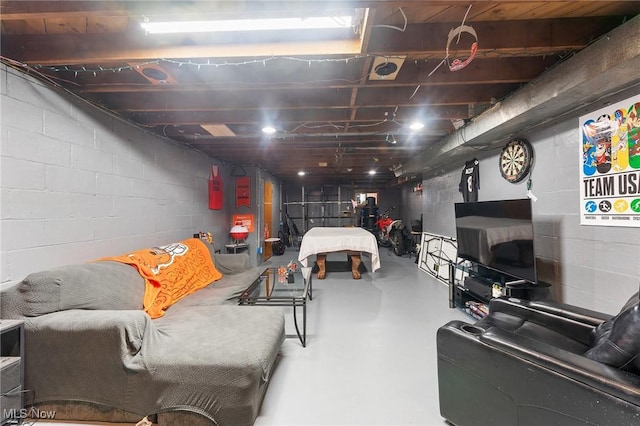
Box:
5;128;71;166
0;157;45;190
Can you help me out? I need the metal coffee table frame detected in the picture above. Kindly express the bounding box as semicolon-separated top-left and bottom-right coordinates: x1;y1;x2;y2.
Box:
238;268;312;347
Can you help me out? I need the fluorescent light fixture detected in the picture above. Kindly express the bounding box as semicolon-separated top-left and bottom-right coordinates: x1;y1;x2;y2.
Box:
141;16;353;34
368;170;377;175
262;126;276;134
298;171;306;176
409;121;425;130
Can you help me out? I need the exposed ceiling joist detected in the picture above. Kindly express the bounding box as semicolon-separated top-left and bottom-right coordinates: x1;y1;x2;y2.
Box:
2;1;638;186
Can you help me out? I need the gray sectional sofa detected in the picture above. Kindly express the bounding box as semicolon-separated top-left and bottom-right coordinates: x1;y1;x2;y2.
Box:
0;247;284;426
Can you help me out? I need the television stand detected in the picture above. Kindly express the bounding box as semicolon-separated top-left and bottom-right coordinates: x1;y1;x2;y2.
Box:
448;261;550;319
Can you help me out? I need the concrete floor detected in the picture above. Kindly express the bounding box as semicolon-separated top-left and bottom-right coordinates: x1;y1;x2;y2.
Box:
255;249;468;426
31;248;470;426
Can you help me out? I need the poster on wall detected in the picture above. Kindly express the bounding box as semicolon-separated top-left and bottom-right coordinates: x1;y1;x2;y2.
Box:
236;176;251;208
579;94;640;227
208;165;223;210
232;214;254;232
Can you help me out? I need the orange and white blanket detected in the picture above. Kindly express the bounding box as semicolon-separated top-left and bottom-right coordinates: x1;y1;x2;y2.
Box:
100;238;221;318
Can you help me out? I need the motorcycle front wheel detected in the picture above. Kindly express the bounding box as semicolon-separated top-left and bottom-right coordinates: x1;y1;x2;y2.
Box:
377;230;391;247
392;231;404;256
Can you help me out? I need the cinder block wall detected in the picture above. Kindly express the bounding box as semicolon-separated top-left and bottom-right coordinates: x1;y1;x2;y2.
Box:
399;181;423;229
1;65;229;283
421;118;640;314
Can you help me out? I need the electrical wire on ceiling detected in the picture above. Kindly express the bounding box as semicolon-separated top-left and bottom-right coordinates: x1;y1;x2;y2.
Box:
290;122;344;132
389;106;404;127
410;4;474;100
347;120;391;128
372;7;407;32
455;5;473;44
289;118;399;134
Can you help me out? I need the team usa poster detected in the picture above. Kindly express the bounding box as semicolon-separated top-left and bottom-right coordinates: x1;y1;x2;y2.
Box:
580;94;640;227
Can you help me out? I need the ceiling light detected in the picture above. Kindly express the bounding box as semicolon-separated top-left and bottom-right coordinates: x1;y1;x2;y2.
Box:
262;126;276;134
409;121;425;130
368;170;376;175
141;16;353;34
298;171;306;176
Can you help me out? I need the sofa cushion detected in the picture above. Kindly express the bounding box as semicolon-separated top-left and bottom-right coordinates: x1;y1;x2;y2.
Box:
589;292;639;347
210;251;252;275
99;239;222;319
585;293;640;374
14;261;145;316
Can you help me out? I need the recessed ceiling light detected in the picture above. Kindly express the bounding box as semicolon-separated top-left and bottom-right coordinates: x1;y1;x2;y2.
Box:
409;121;425;130
298;171;306;176
262;126;276;134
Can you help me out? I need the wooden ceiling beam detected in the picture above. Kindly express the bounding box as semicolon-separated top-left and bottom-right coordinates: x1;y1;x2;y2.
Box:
177;135;444;147
0;1;508;20
0;1;128;19
96;83;506;112
347;7;376;131
0;1;382;20
3;35;362;65
2;17;621;65
355;83;520;106
197;159;408;172
196;149;407;162
61;56;548;94
366;17;626;55
185;139;435;149
201;151;411;160
74;55;546;93
122;105;468;125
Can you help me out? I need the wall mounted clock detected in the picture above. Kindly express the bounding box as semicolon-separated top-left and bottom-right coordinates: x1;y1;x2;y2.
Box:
499;138;533;183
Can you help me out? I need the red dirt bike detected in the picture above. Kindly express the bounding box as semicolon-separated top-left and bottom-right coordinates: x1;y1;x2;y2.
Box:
374;207;415;256
374;207;396;248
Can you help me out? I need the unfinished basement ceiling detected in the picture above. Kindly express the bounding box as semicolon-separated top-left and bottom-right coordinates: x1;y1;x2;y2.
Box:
1;1;640;187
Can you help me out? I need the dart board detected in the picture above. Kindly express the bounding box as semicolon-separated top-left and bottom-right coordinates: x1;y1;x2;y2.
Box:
499;138;534;183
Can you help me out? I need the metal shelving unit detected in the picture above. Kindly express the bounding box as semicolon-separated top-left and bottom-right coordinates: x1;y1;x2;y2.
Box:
283;185;356;233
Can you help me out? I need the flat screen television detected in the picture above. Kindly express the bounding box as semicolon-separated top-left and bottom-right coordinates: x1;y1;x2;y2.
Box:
454;198;536;284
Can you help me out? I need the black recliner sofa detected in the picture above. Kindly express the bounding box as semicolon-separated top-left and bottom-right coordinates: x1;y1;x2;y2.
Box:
437;293;640;426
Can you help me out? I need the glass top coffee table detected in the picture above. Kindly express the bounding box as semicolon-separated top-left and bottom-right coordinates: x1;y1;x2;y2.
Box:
238;267;312;347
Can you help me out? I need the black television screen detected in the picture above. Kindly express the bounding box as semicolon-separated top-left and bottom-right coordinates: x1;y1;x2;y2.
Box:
454;199;536;283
